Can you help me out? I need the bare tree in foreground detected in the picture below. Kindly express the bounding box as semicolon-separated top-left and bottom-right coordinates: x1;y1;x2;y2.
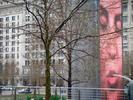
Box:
2;0;98;99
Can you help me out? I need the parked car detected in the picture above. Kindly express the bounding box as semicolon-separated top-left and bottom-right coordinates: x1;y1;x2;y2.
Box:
18;88;32;94
2;86;14;91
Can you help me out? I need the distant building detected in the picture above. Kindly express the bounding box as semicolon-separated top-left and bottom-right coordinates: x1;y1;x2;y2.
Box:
0;1;66;86
122;0;133;78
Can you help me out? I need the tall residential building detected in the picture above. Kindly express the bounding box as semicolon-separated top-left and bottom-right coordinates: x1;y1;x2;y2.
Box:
122;0;133;54
0;1;66;86
122;0;133;78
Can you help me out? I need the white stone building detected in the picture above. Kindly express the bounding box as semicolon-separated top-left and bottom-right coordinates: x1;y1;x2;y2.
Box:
123;0;133;54
0;0;66;86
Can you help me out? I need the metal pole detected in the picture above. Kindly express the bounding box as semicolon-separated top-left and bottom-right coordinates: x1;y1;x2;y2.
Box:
113;74;132;82
14;88;16;100
78;89;80;100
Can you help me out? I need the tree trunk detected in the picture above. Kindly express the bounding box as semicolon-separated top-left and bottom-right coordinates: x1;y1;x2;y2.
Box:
68;51;72;99
45;48;51;100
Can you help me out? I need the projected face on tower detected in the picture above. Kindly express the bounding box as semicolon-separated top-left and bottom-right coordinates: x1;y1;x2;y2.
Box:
100;5;121;33
99;0;122;100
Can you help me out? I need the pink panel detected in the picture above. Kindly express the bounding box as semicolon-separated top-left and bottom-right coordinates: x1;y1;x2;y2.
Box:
99;0;122;100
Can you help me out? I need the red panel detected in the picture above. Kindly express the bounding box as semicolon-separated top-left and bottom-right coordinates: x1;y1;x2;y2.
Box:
99;0;122;100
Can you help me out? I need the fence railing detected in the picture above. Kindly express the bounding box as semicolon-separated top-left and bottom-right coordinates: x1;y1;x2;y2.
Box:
0;86;128;100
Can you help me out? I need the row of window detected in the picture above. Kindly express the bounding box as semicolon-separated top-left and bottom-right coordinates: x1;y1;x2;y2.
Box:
0;16;19;22
0;28;19;35
0;47;19;52
123;2;133;12
123;41;128;49
123;15;133;23
25;44;44;51
0;35;20;40
0;53;19;59
4;22;19;27
25;52;45;59
25;58;64;66
0;13;34;24
0;41;19;46
0;41;18;46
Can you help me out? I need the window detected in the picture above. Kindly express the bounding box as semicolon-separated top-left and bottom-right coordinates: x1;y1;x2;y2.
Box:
40;52;45;58
36;45;38;50
17;22;19;26
35;52;38;58
132;2;133;10
25;45;29;51
123;45;128;49
40;60;44;65
0;18;3;22
5;54;9;59
6;29;9;34
123;3;128;12
0;2;3;5
11;47;15;52
123;16;128;23
25;16;30;21
58;59;64;64
17;41;19;45
17;53;19;58
6;17;9;21
25;53;29;58
123;42;128;49
32;52;36;58
59;43;63;47
17;35;19;39
17;47;19;51
12;28;15;33
12;16;15;21
6;42;9;46
25;38;30;43
0;48;3;52
17;28;19;33
25;60;30;66
0;42;3;46
123;42;128;45
131;15;133;22
6;23;9;27
58;51;63;57
0;54;3;59
12;35;15;39
6;35;9;40
17;15;19;20
0;23;3;28
0;30;3;34
11;54;15;58
12;22;15;27
123;35;128;40
5;48;9;52
124;51;128;56
40;44;44;50
0;36;3;40
12;41;15;46
26;10;30;15
26;24;30;28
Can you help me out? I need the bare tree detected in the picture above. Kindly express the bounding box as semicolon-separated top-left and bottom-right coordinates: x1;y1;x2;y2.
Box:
2;61;17;85
51;1;98;98
2;0;95;99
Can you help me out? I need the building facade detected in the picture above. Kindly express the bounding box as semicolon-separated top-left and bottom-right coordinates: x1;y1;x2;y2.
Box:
122;0;133;78
0;1;66;86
